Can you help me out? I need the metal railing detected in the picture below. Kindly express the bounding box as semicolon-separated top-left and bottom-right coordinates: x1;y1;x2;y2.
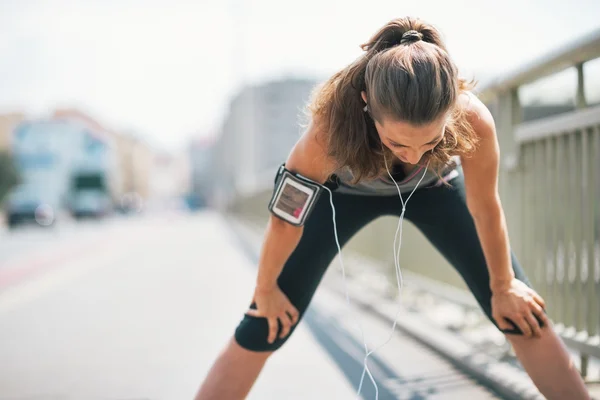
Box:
478;27;600;379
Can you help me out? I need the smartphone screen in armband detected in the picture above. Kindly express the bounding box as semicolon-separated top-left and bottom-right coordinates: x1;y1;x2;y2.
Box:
269;169;321;226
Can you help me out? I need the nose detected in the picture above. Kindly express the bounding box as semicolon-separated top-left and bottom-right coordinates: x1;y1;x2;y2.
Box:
398;150;423;165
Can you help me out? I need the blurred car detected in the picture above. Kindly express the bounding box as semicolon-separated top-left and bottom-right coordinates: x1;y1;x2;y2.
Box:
5;184;58;228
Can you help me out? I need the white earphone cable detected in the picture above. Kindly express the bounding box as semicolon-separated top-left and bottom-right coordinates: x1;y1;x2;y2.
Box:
323;157;430;399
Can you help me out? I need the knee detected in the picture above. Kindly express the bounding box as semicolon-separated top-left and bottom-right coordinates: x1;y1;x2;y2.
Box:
234;315;299;352
228;336;274;362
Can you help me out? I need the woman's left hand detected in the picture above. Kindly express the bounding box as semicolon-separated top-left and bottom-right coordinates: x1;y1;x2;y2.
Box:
491;279;549;338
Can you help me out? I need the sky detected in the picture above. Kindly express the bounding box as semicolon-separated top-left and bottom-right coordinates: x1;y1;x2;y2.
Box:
1;0;599;151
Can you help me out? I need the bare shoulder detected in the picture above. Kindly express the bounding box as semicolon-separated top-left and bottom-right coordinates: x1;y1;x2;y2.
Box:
458;91;501;183
285;116;338;184
458;91;496;140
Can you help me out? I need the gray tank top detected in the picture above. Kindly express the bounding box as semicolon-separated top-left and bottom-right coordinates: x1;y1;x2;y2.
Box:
333;156;461;196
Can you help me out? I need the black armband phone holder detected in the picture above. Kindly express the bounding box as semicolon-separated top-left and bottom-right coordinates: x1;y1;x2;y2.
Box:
268;164;323;226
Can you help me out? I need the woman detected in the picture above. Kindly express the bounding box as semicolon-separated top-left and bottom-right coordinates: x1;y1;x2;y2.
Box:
196;17;590;400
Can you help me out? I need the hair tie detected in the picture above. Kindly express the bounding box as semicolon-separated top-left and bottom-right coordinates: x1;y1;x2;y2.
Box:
400;30;423;44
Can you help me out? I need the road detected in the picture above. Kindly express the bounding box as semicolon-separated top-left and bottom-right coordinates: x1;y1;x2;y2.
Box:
0;211;500;399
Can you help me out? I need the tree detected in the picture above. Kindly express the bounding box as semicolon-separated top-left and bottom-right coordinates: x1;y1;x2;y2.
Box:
0;151;19;204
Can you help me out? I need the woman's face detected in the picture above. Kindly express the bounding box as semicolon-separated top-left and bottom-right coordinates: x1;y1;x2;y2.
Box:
374;115;447;165
361;91;448;165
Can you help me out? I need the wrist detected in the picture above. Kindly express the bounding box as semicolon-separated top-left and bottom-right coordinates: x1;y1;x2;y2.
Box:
490;276;515;293
255;281;278;293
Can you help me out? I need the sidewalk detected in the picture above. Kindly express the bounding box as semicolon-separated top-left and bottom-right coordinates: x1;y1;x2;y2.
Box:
229;214;600;400
0;212;360;400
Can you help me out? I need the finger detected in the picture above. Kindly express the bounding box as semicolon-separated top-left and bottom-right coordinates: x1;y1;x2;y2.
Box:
278;314;294;339
531;292;546;309
245;309;261;318
287;307;300;325
267;317;279;344
529;288;546;308
494;314;513;331
531;303;550;328
525;313;542;338
515;316;533;338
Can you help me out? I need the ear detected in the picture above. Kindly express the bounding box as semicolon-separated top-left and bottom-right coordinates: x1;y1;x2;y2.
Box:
361;91;368;105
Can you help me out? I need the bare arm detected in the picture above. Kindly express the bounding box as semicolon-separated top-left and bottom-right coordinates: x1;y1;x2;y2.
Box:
461;93;547;337
460;93;514;291
255;120;337;292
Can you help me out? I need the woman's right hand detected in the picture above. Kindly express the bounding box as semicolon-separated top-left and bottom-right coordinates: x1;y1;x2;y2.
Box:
246;285;300;344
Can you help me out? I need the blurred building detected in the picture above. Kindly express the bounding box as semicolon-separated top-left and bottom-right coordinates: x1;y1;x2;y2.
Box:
148;151;191;209
188;135;216;206
0;112;25;152
52;108;123;198
53;109;155;211
213;77;318;201
5;116;123;225
114;132;153;202
53;109;110;139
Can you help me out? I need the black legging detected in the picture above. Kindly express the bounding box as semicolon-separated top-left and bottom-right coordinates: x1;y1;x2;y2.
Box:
234;171;534;352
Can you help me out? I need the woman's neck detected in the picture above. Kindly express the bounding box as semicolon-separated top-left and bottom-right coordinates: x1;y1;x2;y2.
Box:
390;158;418;175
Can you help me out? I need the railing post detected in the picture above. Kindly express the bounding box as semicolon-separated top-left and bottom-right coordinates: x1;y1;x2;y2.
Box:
575;62;587;109
580;353;589;379
495;88;523;259
495;89;522;171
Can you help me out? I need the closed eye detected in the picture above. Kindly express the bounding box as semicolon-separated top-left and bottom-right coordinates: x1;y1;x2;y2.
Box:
389;136;443;149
